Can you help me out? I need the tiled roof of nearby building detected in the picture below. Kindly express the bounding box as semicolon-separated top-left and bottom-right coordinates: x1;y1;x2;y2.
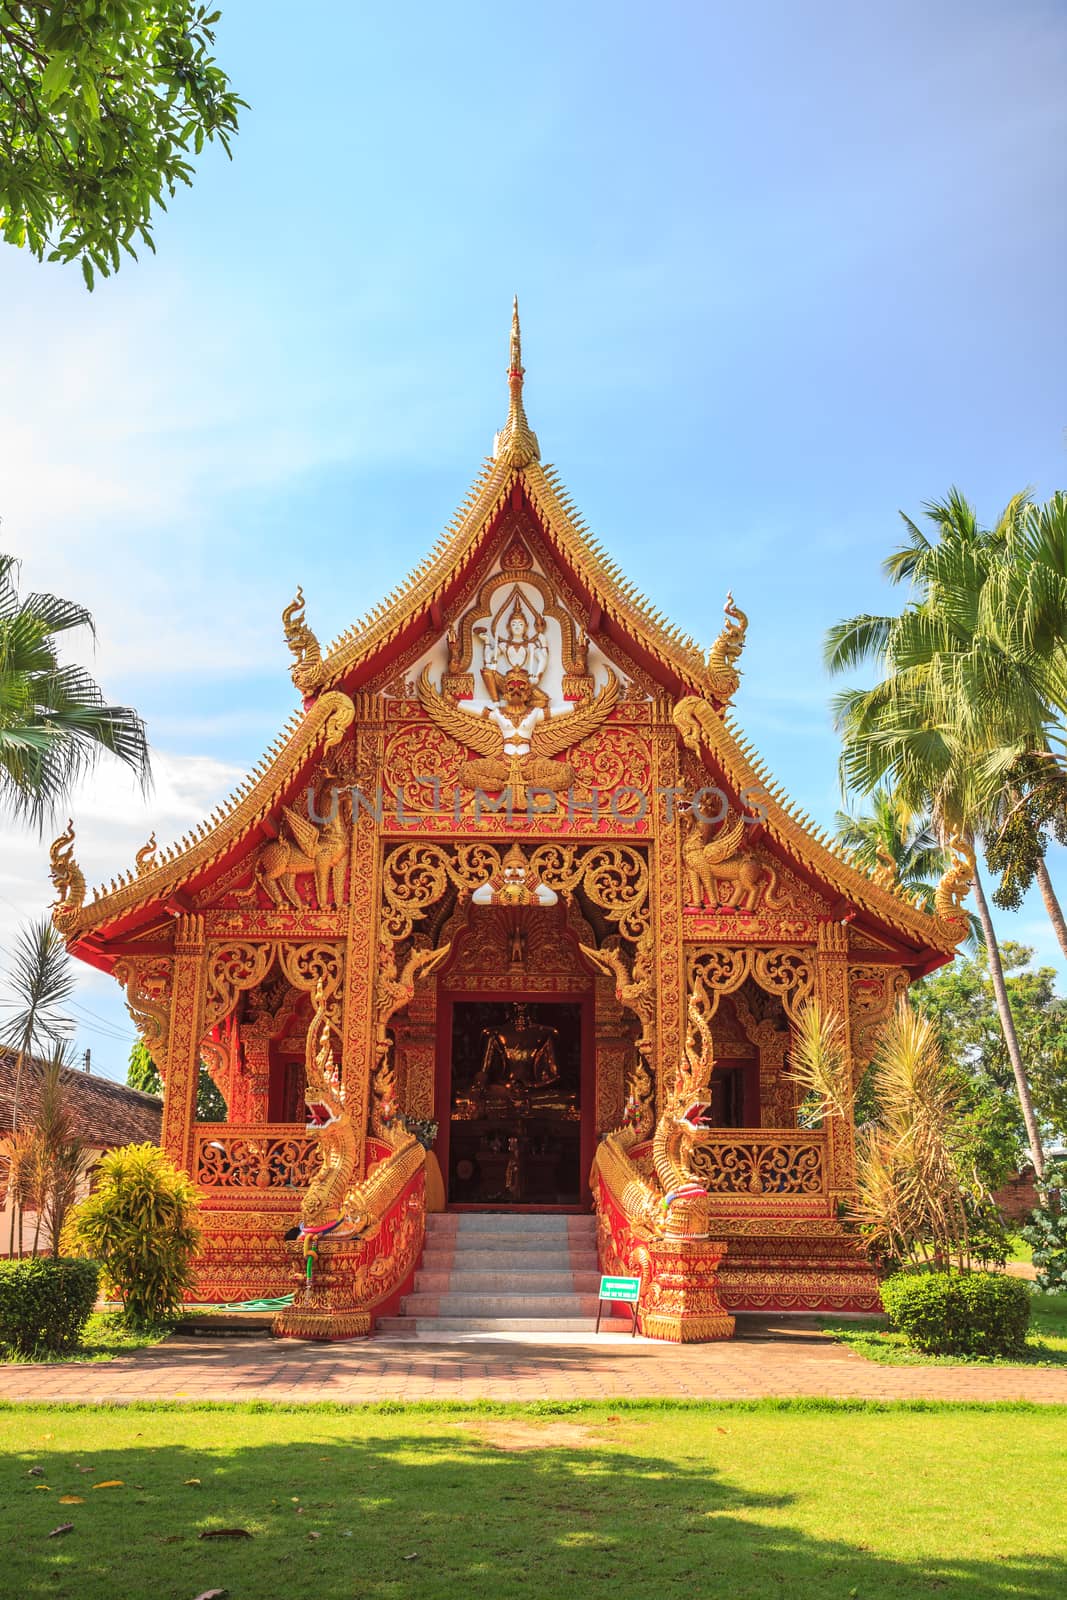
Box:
0;1049;162;1148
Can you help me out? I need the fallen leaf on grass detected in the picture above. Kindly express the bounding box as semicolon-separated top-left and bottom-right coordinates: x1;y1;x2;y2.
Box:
716;1427;730;1435
59;1496;85;1505
184;1478;202;1487
74;1465;94;1474
307;1531;321;1541
92;1480;124;1489
403;1553;419;1562
198;1529;253;1541
192;1591;228;1599
48;1524;74;1539
34;1485;52;1491
27;1466;44;1477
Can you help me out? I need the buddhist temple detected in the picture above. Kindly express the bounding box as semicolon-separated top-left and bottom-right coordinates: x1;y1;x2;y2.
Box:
50;304;971;1340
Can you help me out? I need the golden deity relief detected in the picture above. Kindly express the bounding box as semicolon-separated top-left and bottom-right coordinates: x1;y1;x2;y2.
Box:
416;574;620;804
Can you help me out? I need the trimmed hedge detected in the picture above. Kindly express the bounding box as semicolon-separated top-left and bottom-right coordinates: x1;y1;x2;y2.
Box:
880;1270;1031;1358
0;1257;99;1356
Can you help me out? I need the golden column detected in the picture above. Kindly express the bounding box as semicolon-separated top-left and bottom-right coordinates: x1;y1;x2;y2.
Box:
651;717;685;1111
338;732;385;1179
815;919;856;1204
160;913;207;1174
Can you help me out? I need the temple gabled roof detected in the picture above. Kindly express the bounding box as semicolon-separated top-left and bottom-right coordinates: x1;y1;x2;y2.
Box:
57;304;957;965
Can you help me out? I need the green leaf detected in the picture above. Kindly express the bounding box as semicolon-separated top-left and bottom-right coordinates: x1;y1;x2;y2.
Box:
40;55;75;103
80;256;94;291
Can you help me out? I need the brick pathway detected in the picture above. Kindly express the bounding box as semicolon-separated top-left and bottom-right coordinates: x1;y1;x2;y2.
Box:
2;1318;1065;1404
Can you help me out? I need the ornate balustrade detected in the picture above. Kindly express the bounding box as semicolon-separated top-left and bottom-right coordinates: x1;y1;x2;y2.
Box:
194;1124;318;1191
688;1130;826;1198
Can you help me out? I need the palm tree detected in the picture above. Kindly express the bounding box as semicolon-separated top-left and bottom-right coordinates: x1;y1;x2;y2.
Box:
833;788;982;949
0;554;150;830
978;491;1067;958
1;919;75;1156
825;491;1048;1176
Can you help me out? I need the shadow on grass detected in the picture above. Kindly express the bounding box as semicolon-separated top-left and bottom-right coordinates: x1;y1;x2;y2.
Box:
2;1423;1063;1600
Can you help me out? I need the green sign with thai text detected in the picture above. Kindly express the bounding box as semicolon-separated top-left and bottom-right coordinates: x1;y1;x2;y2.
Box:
598;1275;640;1303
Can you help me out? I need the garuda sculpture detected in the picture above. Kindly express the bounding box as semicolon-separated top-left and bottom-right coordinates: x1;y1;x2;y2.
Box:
418;663;617;805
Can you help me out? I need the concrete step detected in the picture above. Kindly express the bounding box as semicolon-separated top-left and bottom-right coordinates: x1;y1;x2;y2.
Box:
400;1292;601;1317
422;1241;601;1267
376;1315;633;1336
415;1270;601;1293
429;1232;592;1252
427;1213;587;1233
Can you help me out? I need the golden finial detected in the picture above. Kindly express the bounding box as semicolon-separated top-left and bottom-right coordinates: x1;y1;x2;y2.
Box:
493;296;541;469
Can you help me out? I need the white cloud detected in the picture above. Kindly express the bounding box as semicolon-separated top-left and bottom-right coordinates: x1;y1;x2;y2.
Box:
0;747;245;1080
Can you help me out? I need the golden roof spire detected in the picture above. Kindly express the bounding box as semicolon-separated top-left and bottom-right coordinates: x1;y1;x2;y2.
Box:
493;296;540;469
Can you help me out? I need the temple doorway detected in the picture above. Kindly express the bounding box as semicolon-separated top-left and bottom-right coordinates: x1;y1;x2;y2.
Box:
436;995;592;1208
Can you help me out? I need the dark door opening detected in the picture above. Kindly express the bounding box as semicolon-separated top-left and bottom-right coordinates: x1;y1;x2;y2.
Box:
446;1000;583;1205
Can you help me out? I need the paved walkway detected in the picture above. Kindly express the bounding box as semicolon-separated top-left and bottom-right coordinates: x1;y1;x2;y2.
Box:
2;1318;1065;1404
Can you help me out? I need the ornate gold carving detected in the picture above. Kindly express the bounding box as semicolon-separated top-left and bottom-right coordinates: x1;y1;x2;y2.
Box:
249;792;350;909
203;941;274;1032
671;694;954;948
113;956;173;1075
492;296;540;468
196;1129;318;1189
416;663;619;803
373;933;451;1068
705;592;748;704
568;726;651;806
688;945;815;1023
49;819;85;934
688;1136;825;1196
135;832;158;876
849;963;909;1078
282;586;326;695
383;724;465;812
935;830;975;944
682;810;789;912
579;929;655;1065
872;841;897;890
277;942;344;1000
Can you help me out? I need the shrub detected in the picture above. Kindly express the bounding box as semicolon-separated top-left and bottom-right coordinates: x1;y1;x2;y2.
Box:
880;1270;1031;1357
0;1257;98;1355
63;1143;201;1327
1021;1157;1067;1294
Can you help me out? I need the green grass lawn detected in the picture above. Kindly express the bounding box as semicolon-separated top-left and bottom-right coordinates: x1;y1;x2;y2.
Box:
1007;1232;1034;1264
0;1314;172;1365
823;1291;1067;1366
0;1401;1065;1599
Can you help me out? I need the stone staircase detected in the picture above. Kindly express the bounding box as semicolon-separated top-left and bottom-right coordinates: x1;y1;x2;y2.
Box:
376;1212;630;1338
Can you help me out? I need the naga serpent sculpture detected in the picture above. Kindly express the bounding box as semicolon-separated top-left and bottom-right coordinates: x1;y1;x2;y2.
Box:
934;830;975;944
287;984;421;1280
595;976;717;1240
705;592;748;705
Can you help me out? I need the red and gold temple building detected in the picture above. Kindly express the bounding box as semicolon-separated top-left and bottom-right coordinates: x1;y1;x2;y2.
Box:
50;307;968;1340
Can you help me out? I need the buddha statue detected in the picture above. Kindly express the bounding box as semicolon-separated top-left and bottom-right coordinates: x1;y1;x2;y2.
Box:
472;1002;563;1113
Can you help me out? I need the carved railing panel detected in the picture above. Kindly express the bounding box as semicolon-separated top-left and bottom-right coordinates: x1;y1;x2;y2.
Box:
195;1125;318;1190
688;1132;826;1196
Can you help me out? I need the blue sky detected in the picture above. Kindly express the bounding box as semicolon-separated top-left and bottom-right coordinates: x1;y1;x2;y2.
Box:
1;1;1065;1077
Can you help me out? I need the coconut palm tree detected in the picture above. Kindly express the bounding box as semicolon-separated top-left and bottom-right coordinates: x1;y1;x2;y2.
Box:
825;491;1048;1175
978;491;1067;958
833;788;982;949
0;553;150;830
